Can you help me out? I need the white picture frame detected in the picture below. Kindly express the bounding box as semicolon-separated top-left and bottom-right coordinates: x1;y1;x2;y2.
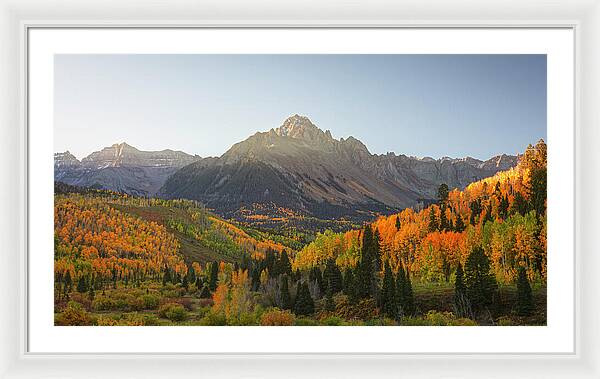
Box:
1;0;599;377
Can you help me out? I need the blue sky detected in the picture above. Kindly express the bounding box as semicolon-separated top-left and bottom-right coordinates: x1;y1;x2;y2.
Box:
54;54;546;160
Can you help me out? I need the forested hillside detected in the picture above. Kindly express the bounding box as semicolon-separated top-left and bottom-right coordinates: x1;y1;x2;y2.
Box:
54;141;546;326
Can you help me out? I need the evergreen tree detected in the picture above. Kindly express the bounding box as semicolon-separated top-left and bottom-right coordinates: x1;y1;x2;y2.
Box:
380;261;396;319
343;267;356;301
464;246;498;311
498;195;509;220
395;264;407;316
278;250;293;276
529;167;547;218
516;267;534;316
280;275;292;310
395;216;401;231
294;282;315;316
469;199;482;225
324;258;343;294
356;226;375;299
209;261;219;291
512;192;530;216
428;207;438;232
439;205;449;231
454;215;466;232
76;276;88;293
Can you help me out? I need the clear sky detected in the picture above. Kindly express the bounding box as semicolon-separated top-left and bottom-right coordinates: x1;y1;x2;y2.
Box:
55;54;546;160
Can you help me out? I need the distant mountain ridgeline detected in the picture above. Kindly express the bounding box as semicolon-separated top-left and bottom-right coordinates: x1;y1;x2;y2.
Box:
54;143;200;196
55;115;519;223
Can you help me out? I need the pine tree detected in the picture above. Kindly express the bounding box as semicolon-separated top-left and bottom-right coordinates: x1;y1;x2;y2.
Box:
439;205;449;231
324;258;343;294
530;167;547;218
294;282;314;316
428;207;438;232
77;276;88;293
498;195;509;220
380;261;396;319
470;199;482;225
395;216;401;231
512;192;530;216
280;275;292;310
278;250;292;276
464;246;498;311
516;266;534;316
454;262;470;318
343;267;356;301
356;226;375;299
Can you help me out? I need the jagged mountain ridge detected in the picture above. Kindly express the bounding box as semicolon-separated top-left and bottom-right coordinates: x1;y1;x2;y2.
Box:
159;115;518;219
54;143;200;196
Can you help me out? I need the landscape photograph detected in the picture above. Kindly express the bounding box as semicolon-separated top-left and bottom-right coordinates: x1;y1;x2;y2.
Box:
53;54;547;326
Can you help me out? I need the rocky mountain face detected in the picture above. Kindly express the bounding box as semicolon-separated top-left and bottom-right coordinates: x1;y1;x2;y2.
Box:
54;143;199;196
159;115;518;219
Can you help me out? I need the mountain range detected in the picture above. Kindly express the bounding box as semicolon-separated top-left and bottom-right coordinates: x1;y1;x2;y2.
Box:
55;115;519;220
54;144;200;196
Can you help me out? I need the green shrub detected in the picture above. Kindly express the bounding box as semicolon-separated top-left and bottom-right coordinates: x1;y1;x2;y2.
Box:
158;302;187;322
91;296;117;311
199;311;227;326
141;294;160;310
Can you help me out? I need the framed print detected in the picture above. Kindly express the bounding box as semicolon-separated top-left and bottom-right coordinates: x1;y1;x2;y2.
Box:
1;0;599;377
26;27;575;355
